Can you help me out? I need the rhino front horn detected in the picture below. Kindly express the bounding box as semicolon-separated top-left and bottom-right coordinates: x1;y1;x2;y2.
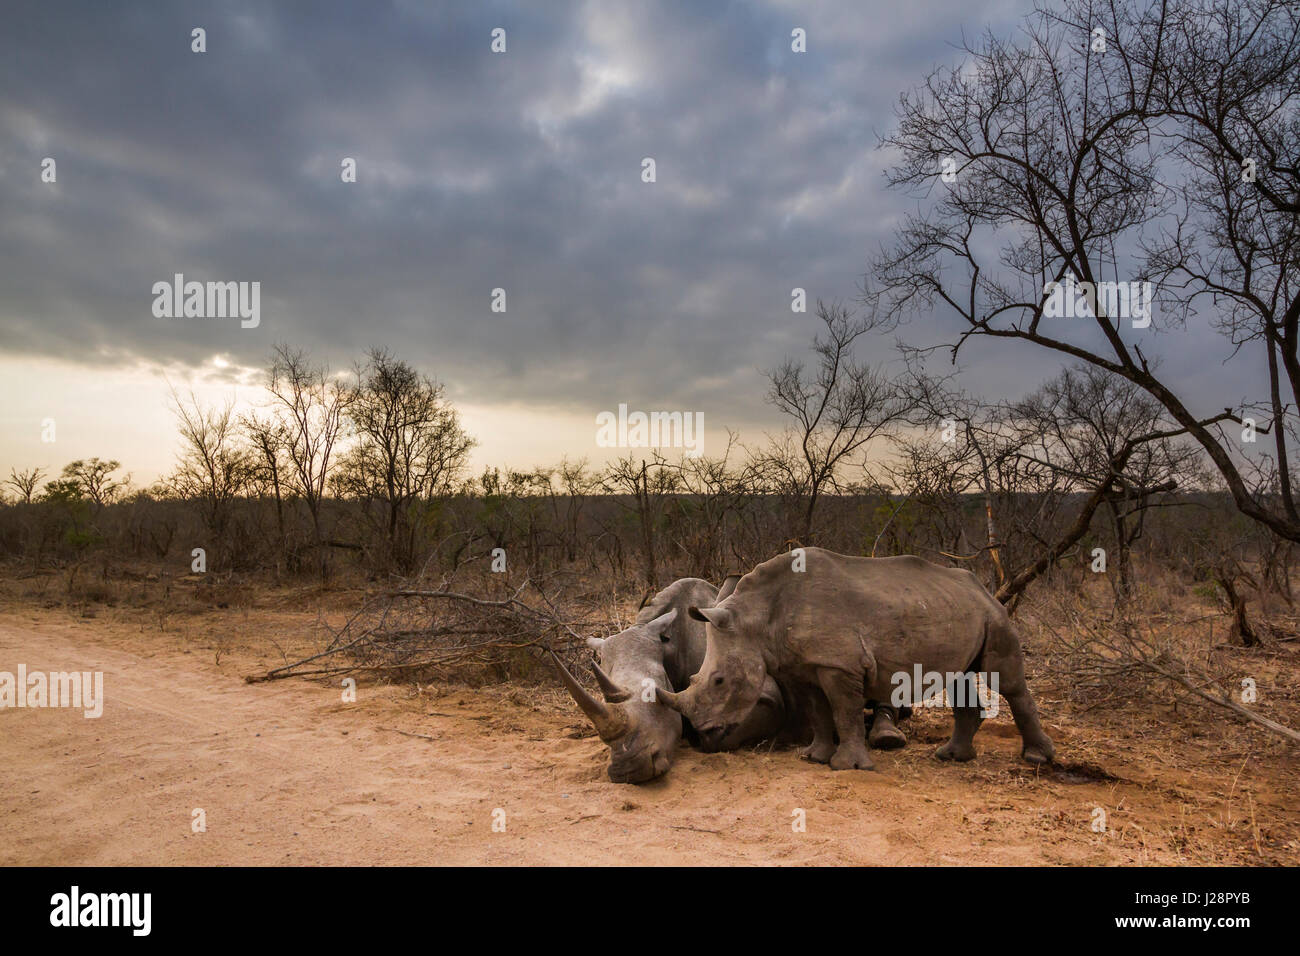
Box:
589;661;632;703
654;685;684;712
550;650;626;738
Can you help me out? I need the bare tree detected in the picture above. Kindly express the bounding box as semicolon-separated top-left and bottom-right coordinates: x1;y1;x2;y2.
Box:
167;390;254;568
873;0;1300;541
895;361;1200;611
60;458;128;508
241;410;291;563
762;301;906;543
549;458;597;564
5;467;45;504
600;454;680;587
334;348;475;570
1010;364;1201;604
651;433;758;579
893;363;1021;587
266;344;353;579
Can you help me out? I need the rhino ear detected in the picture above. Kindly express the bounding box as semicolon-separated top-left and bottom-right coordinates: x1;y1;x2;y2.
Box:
716;574;742;602
645;608;677;640
689;605;733;629
586;636;606;650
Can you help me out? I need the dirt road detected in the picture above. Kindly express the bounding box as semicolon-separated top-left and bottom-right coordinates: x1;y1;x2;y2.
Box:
0;613;1272;865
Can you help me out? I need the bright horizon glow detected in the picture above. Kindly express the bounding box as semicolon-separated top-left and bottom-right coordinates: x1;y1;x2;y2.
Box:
0;355;772;492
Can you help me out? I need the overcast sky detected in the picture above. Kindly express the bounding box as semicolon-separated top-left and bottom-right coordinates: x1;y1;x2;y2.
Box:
0;0;1262;485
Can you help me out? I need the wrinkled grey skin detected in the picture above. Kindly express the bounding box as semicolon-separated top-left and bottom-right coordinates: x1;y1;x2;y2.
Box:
551;609;682;783
649;576;908;752
658;548;1055;772
553;577;787;783
635;577;786;752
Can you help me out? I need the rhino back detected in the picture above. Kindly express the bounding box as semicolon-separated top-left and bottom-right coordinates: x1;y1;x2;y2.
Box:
732;549;1000;682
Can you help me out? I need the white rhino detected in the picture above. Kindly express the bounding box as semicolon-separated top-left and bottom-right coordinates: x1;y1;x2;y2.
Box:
656;548;1055;771
553;574;913;782
551;576;787;783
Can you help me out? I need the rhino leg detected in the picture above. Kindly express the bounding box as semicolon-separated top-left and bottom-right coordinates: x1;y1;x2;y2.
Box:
935;692;983;761
867;705;907;750
984;621;1055;764
817;667;874;771
796;684;836;764
1007;694;1053;763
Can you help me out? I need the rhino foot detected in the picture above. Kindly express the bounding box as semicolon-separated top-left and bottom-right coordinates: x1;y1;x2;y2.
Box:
935;741;977;762
829;741;875;771
1021;740;1055;765
800;739;835;764
868;717;907;751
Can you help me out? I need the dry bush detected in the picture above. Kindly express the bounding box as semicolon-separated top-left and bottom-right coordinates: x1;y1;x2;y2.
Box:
1021;583;1300;745
245;568;620;687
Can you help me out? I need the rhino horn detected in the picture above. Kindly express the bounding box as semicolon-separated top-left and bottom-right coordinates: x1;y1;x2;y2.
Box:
550;650;625;737
590;660;633;703
654;684;685;712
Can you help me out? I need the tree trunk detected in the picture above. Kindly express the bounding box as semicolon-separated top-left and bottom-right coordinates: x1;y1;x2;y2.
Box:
1215;571;1261;647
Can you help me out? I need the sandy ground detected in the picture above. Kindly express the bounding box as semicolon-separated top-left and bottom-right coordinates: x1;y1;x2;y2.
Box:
2;603;1297;865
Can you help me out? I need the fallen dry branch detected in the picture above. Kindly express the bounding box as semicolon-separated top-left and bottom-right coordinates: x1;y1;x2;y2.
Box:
245;575;616;685
1138;659;1300;745
1031;595;1300;747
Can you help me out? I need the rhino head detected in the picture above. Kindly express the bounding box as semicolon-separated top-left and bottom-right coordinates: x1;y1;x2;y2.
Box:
551;609;682;784
656;599;771;751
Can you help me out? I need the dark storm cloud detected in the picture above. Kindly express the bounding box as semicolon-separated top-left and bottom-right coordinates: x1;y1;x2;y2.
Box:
0;0;1256;434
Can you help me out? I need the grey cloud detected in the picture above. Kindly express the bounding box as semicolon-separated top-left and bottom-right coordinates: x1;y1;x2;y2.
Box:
1;0;1254;440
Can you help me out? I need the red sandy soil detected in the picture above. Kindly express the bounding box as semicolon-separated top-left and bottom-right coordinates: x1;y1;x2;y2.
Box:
1;601;1296;865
